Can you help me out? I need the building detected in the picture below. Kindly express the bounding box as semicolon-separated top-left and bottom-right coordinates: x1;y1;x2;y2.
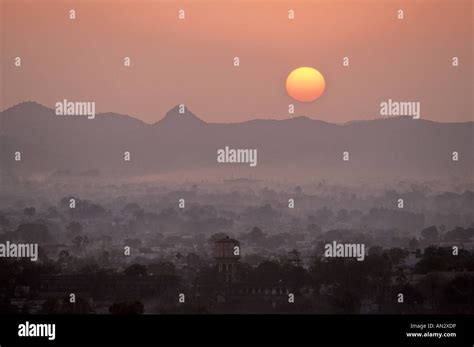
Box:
213;236;240;283
38;273;179;300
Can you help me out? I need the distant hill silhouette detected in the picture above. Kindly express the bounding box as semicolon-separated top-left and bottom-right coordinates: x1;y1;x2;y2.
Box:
155;104;206;128
1;101;472;181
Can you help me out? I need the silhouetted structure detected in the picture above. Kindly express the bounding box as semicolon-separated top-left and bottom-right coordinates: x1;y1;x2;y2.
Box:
288;249;301;266
213;236;240;283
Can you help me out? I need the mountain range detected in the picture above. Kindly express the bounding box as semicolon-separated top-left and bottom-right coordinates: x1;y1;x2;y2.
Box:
1;101;472;182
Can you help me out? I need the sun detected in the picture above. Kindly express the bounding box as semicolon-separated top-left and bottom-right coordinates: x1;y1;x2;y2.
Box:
286;67;325;102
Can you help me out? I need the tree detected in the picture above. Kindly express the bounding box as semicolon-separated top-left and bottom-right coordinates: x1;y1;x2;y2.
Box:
0;213;10;227
123;264;147;276
337;209;349;222
444;227;474;242
306;224;322;234
408;237;420;251
330;287;361;313
79;263;100;274
72;235;90;250
59;250;70;259
148;262;176;276
109;301;144;314
395;284;424;312
368;246;383;256
122;203;141;215
61;296;92;314
440;275;474;313
66;221;83;235
253;261;281;282
23;207;36;217
46;207;59;218
415;251;447;274
417;273;447;311
123;238;142;248
294;186;303;195
15;223;52;243
421;226;439;242
66;199;107;218
387;248;407;265
40;297;61;314
314;206;334;227
98;251;111;266
247;227;266;244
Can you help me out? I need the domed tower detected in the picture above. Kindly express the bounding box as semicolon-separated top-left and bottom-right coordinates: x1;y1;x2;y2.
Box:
213;236;240;283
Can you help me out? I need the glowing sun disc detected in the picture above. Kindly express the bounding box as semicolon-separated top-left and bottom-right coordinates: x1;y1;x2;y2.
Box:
286;67;325;102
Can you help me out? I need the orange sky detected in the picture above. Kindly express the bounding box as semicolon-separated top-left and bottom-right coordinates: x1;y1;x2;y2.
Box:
1;0;472;123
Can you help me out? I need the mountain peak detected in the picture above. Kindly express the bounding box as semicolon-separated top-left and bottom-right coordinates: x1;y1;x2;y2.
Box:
156;105;205;126
2;101;50;114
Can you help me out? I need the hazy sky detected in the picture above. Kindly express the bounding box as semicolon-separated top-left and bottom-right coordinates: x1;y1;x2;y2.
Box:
1;0;472;123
